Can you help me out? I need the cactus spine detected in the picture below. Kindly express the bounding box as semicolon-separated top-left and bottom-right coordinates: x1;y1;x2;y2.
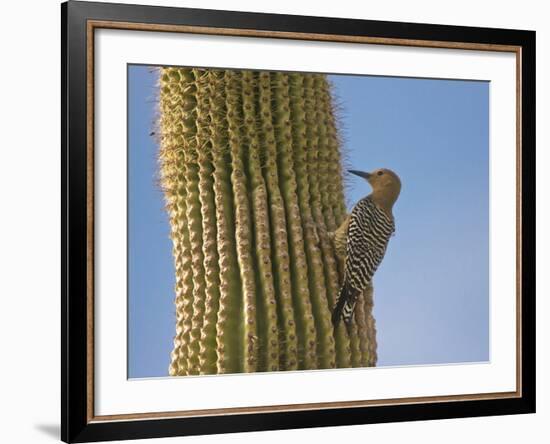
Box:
159;67;377;375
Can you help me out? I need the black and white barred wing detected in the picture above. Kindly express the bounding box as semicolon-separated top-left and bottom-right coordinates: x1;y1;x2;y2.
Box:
344;197;394;293
332;197;395;329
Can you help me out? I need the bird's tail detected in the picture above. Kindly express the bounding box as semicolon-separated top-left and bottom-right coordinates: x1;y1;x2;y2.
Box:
332;281;358;332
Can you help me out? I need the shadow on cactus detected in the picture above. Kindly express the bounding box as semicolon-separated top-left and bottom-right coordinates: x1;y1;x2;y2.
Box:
158;67;377;376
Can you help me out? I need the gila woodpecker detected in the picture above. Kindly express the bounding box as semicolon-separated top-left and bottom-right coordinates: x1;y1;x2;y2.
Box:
332;168;401;331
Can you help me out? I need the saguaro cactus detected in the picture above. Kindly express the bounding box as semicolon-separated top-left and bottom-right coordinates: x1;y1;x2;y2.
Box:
159;67;377;375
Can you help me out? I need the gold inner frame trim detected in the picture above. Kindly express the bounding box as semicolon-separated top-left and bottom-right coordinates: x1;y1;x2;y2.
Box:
86;19;523;423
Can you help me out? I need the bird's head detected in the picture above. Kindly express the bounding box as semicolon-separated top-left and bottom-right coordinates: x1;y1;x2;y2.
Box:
348;168;401;212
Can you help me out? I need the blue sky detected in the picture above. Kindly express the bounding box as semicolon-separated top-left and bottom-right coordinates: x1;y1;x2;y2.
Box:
128;66;489;378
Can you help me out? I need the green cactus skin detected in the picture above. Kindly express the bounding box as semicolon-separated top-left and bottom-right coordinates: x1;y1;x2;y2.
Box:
160;68;196;376
182;75;207;376
194;69;222;375
257;72;298;371
208;71;244;375
225;70;259;373
304;75;352;369
169;179;194;375
355;290;370;367
312;75;356;367
159;67;377;376
316;76;363;368
288;74;336;369
241;71;279;372
319;77;348;224
272;72;318;370
364;284;378;366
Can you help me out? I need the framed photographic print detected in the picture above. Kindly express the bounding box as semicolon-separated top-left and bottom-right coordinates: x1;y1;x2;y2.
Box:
61;1;536;442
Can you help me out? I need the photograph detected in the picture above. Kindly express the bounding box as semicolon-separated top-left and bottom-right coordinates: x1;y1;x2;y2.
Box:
128;65;489;378
60;2;535;441
1;0;543;442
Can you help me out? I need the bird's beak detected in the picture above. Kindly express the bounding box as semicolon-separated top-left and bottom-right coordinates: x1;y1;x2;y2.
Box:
348;170;371;180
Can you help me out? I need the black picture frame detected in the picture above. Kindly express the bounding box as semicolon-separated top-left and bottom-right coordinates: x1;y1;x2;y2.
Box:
62;1;536;442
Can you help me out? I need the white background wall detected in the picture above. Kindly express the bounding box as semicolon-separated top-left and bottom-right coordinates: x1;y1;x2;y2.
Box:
0;0;546;443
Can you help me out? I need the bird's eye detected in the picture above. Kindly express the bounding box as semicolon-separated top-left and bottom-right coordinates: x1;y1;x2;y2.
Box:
377;171;384;176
